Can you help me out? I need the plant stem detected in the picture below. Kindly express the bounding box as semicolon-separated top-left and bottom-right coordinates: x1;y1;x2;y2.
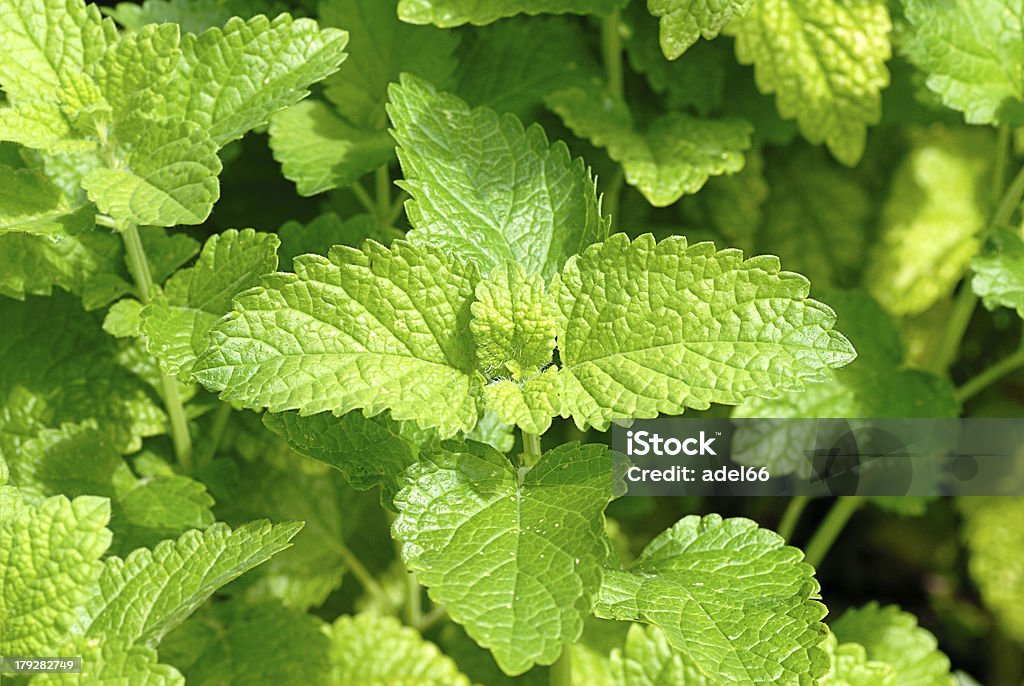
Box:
121;223;194;472
550;647;573;686
405;571;423;627
803;496;864;568
994;162;1024;230
376;164;391;220
600;10;623;100
522;432;543;468
956;343;1024;403
351;180;376;215
416;604;447;633
778;496;810;541
195;401;233;469
386;190;409;227
929;284;978;375
334;540;394;613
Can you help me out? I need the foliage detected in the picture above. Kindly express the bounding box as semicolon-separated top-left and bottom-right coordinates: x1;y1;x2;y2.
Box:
1;0;1022;684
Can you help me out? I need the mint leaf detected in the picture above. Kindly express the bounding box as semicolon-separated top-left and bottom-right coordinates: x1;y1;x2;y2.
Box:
393;441;615;675
397;0;625;27
754;148;871;288
547;85;751;206
34;639;185;685
194;240;483;437
595;515;828;685
611;624;713;685
972;228;1024;318
831;603;956;686
648;0;755;59
277;212;376;269
389;74;609;279
901;0;1024;126
819;633;896;686
0;293;166;453
142;228;280;378
734;290;959;477
79;520;301;646
107;0;286;33
0;0;114;102
263;409;438;492
168;601;331;686
0;163;85;234
270;0;457;196
472;261;556;379
161;14;349;147
454;16;600;118
104;298;144;338
961;497;1024;644
268;100;394;196
724;0;891;165
0;492;111;655
329;613;473;685
484;369;562;435
83;116;221;226
865;128;991;316
553;235;855;430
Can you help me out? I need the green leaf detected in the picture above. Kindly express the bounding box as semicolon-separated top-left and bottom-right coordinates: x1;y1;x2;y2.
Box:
831;603;956;686
269;0;456;195
0;0;115;101
818;633;896;686
194;240;483;437
972;228;1024;318
104;297;144;338
329;612;474;685
0;163;86;234
552;234;856;430
277;212;377;269
33;639;185;686
263;409;438;492
0;492;111;655
107;0;286;34
754;148;871;289
484;369;562;435
901;0;1024;126
547;85;751;206
94;23;182;121
648;0;755;59
472;261;556;379
733;290;959;477
864;127;991;316
611;624;714;685
397;0;625;26
0;293;166;453
83;116;221;226
79;520;302;646
724;0;891;165
454;16;600;119
392;441;615;675
961;497;1024;644
142;228;280;378
212;451;369;609
161;13;349;147
4;421;214;554
169;601;331;686
268;99;395;196
389;74;609;279
594;515;828;685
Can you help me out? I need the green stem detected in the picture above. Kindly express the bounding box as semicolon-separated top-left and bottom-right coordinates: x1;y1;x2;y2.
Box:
550;647;573;686
994;161;1024;229
929;284;978;375
405;571;423;627
600;9;623;99
386;190;409;227
522;432;543;468
956;343;1024;403
121;223;194;472
803;496;864;568
195;401;233;469
376;165;391;221
778;496;810;541
351;180;376;215
416;604;447;633
334;540;394;613
992;126;1010;206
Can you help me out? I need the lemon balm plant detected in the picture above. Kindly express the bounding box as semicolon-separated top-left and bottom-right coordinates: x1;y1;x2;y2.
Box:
1;0;1023;684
